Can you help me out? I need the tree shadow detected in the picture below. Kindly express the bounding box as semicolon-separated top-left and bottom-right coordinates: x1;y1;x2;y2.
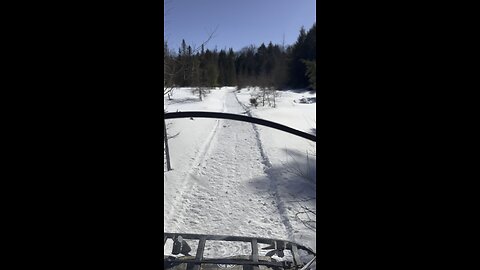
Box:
296;97;316;104
282;89;313;94
166;97;201;105
246;148;316;202
244;149;316;234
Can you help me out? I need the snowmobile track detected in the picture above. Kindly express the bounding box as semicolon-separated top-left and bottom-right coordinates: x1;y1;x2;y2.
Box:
167;90;295;254
234;92;296;241
164;98;227;223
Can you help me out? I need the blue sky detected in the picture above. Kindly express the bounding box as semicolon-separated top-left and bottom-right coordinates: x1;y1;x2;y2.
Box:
164;0;316;51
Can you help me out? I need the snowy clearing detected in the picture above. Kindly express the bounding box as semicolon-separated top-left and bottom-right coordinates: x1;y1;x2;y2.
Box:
164;87;316;255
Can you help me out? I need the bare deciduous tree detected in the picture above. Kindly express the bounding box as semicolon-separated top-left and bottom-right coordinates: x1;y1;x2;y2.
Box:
163;3;217;169
164;30;217;99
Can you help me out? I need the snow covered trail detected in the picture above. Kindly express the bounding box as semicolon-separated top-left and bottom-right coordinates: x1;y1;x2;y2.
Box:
167;89;291;244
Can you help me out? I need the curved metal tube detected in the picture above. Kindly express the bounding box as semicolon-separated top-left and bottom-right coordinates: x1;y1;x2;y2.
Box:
164;111;316;142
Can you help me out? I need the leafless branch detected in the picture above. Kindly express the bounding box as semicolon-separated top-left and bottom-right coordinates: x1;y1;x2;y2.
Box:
290;197;316;232
163;27;218;98
282;149;316;184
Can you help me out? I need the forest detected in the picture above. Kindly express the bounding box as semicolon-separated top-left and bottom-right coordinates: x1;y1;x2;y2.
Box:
164;23;316;91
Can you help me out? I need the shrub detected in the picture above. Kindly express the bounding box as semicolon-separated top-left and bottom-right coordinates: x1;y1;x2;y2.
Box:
249;97;258;108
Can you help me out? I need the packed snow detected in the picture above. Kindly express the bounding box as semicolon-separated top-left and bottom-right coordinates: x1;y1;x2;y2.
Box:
164;87;316;257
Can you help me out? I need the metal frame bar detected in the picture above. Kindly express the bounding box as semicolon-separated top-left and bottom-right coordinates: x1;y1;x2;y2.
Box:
167;258;287;268
164;233;315;254
164;233;316;269
164;111;316;142
251;238;260;270
191;236;206;270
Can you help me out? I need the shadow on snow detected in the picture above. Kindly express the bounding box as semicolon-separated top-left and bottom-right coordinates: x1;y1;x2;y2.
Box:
246;148;316;204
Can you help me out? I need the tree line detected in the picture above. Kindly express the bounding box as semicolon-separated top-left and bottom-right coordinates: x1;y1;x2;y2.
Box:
164;23;316;91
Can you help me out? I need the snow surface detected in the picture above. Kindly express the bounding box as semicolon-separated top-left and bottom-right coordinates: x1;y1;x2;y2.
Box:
164;87;316;257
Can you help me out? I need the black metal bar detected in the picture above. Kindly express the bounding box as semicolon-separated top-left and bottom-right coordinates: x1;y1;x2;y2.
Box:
191;236;206;270
291;243;302;267
164;118;172;170
164;111;316;142
251;238;260;270
168;258;285;267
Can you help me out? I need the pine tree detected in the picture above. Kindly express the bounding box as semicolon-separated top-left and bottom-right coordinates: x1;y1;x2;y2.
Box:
169;22;316;90
204;49;218;87
225;49;236;86
217;50;227;86
288;27;309;88
302;60;316;90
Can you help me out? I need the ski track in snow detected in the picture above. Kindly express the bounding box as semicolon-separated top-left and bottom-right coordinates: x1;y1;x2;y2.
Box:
166;90;291;256
163;100;225;224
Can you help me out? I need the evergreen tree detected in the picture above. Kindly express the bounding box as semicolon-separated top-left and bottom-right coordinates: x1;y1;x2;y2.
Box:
225;49;236;86
302;60;316;90
204;49;218;87
288;27;309;88
167;22;316;90
217;50;227;86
